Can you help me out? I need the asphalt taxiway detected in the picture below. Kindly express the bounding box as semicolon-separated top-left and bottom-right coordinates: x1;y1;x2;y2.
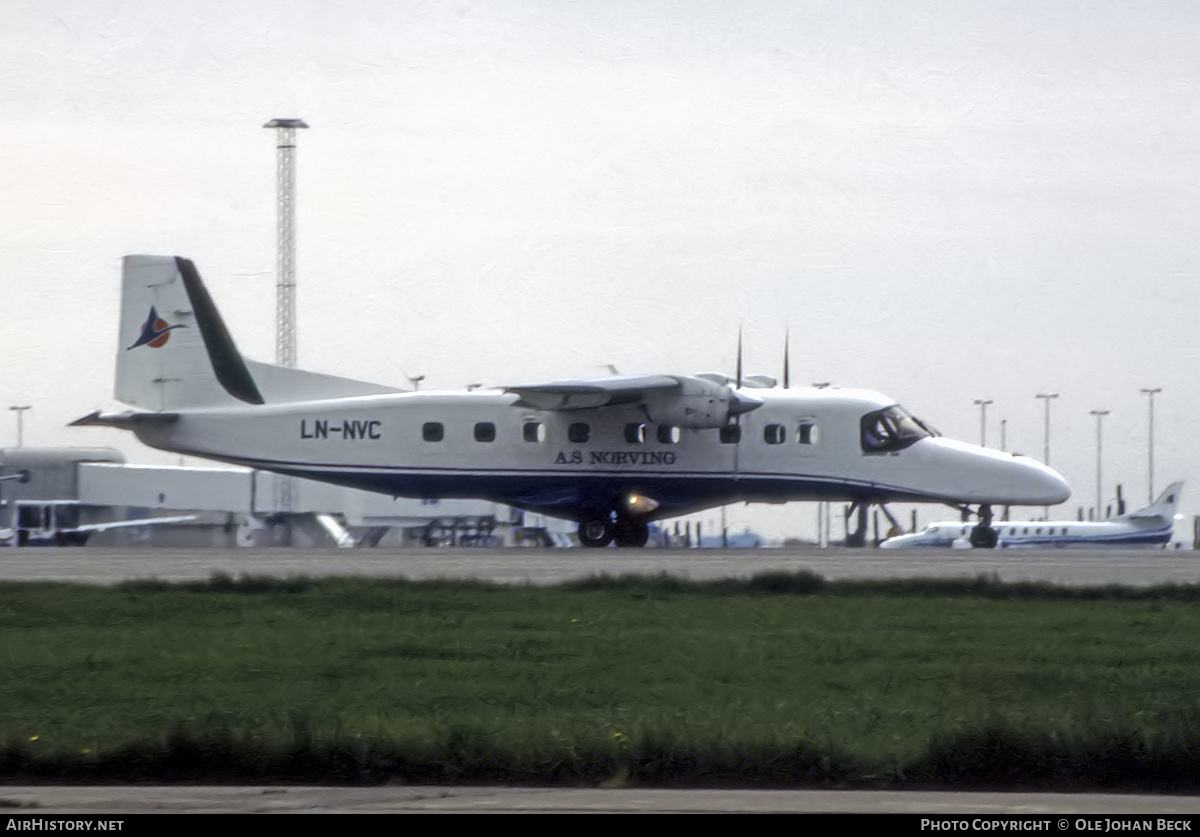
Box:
3;785;1200;814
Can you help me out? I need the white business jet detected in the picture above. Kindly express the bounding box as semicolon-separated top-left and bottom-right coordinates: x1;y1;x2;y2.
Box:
73;256;1070;547
880;481;1184;549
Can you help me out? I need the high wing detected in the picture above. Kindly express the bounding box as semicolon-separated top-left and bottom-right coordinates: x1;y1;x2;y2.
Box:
505;375;682;410
504;374;762;428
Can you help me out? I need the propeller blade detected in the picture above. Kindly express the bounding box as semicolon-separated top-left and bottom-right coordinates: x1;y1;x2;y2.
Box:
783;329;790;389
736;328;743;390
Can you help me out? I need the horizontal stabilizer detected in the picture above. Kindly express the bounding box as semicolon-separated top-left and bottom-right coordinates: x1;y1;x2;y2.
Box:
70;410;179;429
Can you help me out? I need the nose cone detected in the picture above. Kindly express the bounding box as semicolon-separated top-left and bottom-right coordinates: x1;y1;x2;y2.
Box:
923;439;1071;506
1006;453;1072;505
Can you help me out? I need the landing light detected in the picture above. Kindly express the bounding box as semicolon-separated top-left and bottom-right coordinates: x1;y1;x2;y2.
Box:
626;494;660;515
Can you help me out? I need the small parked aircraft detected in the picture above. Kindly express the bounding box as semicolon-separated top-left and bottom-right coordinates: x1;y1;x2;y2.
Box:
73;256;1070;547
880;481;1184;549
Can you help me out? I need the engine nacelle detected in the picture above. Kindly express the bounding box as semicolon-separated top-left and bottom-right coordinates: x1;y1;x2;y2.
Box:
642;376;761;428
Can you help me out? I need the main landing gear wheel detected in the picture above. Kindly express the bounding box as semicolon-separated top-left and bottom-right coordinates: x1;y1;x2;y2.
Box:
578;517;615;548
613;517;650;548
577;515;650;548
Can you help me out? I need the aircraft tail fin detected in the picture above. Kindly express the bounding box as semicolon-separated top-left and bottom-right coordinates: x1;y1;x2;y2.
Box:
116;256;400;411
116;256;260;410
1122;480;1185;521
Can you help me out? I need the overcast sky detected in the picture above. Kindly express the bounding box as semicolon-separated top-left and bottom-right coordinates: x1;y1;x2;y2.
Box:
2;1;1198;537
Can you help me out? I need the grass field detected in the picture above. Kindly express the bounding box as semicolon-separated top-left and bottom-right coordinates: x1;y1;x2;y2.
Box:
2;571;1199;788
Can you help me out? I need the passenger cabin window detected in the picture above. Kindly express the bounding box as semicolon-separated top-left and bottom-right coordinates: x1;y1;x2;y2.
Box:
764;424;785;444
422;422;444;442
474;422;496;443
568;422;590;443
860;406;932;453
797;421;818;445
624;423;646;444
523;422;545;443
657;425;681;444
719;425;740;444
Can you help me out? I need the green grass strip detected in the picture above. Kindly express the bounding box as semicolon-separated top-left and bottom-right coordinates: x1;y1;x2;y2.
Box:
1;571;1199;788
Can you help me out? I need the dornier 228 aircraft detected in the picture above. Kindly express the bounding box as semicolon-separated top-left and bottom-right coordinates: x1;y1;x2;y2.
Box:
73;256;1071;547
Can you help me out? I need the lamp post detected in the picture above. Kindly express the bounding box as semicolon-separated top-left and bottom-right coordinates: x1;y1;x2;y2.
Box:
8;406;30;448
1141;387;1162;503
1035;393;1059;518
1090;409;1109;520
973;399;993;447
1035;393;1059;465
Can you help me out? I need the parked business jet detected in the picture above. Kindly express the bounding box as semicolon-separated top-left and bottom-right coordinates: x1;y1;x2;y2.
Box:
881;481;1184;549
73;256;1070;547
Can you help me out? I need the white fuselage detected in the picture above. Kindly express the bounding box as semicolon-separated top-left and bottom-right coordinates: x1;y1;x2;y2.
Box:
126;385;1070;523
881;517;1177;549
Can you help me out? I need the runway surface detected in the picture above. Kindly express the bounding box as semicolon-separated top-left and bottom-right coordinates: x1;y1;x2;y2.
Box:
1;544;1198;587
3;544;1198;814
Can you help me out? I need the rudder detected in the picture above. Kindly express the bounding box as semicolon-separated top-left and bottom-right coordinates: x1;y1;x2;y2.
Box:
115;255;401;410
116;255;258;410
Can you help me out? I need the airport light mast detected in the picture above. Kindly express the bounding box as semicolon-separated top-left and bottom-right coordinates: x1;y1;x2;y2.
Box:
1090;408;1109;520
1035;393;1059;518
1141;387;1162;503
264;118;308;538
263;118;308;368
1035;393;1059;465
973;399;993;447
8;405;29;448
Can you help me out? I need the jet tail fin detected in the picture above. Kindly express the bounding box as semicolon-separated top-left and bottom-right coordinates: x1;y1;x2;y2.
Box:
1122;480;1184;521
115;256;400;411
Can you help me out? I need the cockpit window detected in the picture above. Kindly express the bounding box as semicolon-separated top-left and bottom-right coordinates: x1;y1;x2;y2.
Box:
860;405;933;453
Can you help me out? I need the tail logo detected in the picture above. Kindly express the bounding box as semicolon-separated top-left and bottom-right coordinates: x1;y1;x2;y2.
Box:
128;306;185;350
